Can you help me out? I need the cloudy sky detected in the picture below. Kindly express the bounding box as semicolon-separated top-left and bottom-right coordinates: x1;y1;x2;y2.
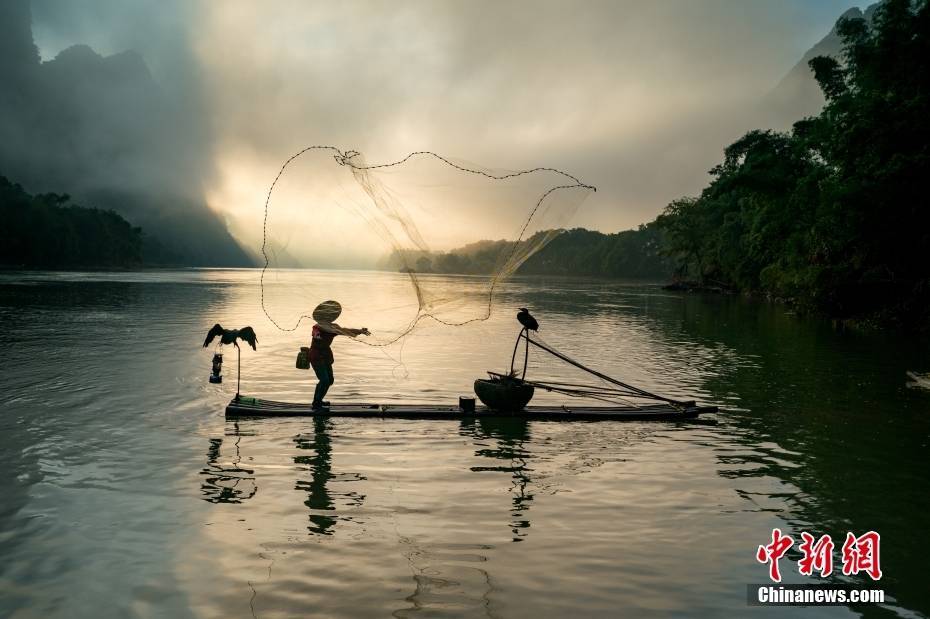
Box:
29;0;854;254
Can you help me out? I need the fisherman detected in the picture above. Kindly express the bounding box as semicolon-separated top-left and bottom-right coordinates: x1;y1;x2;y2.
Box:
309;300;370;411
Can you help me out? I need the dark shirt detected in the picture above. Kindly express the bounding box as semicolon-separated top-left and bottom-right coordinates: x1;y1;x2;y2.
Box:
309;324;336;366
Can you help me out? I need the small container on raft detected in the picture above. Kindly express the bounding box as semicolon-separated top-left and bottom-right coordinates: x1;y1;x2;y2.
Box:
473;375;535;411
209;353;223;383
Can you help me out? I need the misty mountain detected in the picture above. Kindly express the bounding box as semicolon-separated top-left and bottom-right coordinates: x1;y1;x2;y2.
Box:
0;0;251;266
761;3;881;128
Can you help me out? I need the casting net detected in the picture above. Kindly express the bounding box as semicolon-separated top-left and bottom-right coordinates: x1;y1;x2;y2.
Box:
260;147;595;346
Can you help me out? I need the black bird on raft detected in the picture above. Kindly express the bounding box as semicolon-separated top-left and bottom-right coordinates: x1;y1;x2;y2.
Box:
203;324;258;350
510;308;539;381
517;308;539;332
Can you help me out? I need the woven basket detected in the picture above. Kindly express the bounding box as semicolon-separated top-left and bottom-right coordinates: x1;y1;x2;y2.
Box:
473;377;534;411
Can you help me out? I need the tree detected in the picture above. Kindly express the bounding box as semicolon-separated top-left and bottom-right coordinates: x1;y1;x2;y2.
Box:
0;174;143;267
655;0;930;326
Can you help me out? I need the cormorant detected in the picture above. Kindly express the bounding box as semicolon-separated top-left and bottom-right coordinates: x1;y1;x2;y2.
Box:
203;324;258;350
517;308;539;332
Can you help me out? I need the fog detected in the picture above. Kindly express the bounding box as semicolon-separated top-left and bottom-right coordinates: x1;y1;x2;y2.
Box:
6;0;856;265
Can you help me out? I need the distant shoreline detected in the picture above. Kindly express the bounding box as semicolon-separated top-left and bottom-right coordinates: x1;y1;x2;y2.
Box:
0;264;666;284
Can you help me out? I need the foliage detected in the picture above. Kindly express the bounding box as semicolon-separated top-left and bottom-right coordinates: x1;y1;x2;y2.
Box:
519;224;673;278
656;0;930;325
383;224;674;280
0;174;142;267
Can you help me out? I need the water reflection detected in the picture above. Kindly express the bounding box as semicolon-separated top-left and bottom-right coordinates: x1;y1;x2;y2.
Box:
393;555;497;619
105;270;921;617
667;293;930;617
293;418;366;535
461;418;534;542
200;423;257;504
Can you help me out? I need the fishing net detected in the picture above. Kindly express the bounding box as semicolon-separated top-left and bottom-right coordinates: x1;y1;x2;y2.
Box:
260;147;595;346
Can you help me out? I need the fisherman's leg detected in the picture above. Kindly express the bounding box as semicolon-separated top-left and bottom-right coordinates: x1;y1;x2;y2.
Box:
317;364;334;401
312;363;328;405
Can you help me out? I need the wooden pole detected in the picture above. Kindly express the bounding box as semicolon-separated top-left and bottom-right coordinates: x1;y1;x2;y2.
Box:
236;343;241;400
510;328;526;375
522;330;530;380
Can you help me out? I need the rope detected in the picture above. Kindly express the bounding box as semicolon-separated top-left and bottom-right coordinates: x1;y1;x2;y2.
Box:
487;331;683;407
525;335;683;405
259;147;596;346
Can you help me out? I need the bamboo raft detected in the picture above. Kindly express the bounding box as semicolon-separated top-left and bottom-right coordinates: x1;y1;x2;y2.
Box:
225;396;717;421
219;315;720;423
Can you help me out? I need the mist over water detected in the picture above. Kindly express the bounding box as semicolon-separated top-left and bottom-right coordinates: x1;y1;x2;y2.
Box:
6;0;858;256
0;1;250;266
1;269;927;618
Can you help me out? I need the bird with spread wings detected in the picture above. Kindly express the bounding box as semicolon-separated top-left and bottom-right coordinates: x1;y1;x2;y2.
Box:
202;324;257;399
202;324;258;350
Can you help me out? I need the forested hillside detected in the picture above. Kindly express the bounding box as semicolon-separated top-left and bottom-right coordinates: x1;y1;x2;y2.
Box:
1;175;142;268
381;224;674;280
656;0;929;326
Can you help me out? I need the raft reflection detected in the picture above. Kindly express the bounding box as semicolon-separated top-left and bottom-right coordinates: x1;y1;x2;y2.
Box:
200;423;257;504
461;417;534;542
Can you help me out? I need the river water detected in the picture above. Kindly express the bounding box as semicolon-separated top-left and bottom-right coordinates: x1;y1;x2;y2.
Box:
1;269;927;618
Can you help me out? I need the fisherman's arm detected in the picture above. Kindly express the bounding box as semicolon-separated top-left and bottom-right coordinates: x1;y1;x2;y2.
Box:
324;323;370;337
341;326;371;337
